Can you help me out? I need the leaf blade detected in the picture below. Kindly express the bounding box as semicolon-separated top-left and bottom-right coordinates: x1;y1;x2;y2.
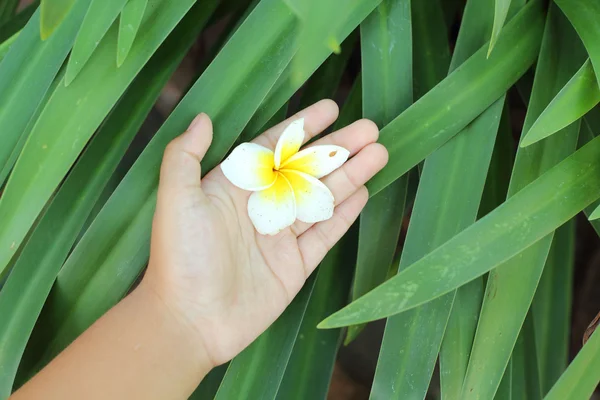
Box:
346;0;413;345
40;0;76;39
521;59;600;147
117;0;148;67
65;0;129;85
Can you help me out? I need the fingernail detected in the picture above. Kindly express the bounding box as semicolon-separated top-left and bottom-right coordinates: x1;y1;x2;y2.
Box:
189;113;206;131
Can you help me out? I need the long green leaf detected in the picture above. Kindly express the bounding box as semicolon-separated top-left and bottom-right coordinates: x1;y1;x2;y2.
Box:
489;0;512;56
116;0;147;67
276;228;357;399
511;312;542;399
65;0;129;85
0;2;88;187
241;1;379;137
26;0;379;373
521;59;600;147
0;0;207;278
336;78;363;130
0;2;214;393
366;0;545;197
495;361;513;400
287;0;351;86
189;365;229;400
441;103;513;400
296;31;356;112
461;6;586;398
346;0;413;345
0;62;64;191
412;0;450;101
214;276;315;400
544;319;600;399
318;131;600;328
40;0;75;39
555;0;600;85
371;0;505;396
0;29;17;59
478;98;515;217
531;220;574;394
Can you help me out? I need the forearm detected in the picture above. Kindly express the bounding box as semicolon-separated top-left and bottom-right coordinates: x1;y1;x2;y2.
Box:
12;282;213;400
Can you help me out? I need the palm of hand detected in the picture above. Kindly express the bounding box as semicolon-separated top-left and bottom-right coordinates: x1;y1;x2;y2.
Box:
145;100;387;365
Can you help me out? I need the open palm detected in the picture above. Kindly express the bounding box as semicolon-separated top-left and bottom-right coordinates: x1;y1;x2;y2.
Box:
143;100;388;365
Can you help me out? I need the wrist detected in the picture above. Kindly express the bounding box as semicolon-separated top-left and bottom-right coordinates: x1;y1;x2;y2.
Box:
135;279;217;373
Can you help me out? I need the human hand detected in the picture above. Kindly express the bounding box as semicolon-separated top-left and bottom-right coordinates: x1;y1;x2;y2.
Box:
142;100;388;368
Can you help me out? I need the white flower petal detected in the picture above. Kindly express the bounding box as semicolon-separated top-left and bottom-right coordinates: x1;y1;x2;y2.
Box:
220;143;277;191
248;173;296;235
281;145;349;178
282;170;334;223
274;118;305;169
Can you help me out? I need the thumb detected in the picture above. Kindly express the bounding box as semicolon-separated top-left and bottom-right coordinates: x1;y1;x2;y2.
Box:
158;113;213;197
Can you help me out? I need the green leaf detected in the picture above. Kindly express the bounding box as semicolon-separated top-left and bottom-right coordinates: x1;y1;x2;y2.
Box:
40;0;76;39
242;0;380;138
0;61;64;187
545;325;600;400
478;103;515;217
65;0;129;85
510;312;543;399
0;2;213;392
371;0;506;396
555;0;600;85
489;0;512;56
189;365;229;400
346;0;413;345
318;129;600;328
276;228;357;399
520;59;600;147
495;361;513;400
25;0;377;373
461;6;586;398
412;0;451;100
0;0;207;278
441;103;513;400
117;0;148;67
332;74;362;132
287;0;356;86
214;276;316;400
296;31;356;111
0;2;88;188
366;0;546;197
0;29;17;60
531;220;574;394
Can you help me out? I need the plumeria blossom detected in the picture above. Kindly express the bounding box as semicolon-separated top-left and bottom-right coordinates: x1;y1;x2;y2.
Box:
221;118;349;235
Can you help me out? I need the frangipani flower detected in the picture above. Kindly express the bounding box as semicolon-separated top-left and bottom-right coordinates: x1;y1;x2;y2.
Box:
221;118;349;235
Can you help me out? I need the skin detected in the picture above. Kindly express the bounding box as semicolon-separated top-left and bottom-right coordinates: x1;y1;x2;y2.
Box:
11;100;388;400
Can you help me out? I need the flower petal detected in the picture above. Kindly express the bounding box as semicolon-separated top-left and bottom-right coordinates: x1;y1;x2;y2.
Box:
274;118;305;169
282;170;334;223
220;143;277;191
281;145;349;178
248;173;296;235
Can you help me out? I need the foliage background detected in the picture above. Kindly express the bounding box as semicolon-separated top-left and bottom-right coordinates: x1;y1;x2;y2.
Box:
2;0;600;398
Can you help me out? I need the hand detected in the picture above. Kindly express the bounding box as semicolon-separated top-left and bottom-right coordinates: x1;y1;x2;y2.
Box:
142;100;388;367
